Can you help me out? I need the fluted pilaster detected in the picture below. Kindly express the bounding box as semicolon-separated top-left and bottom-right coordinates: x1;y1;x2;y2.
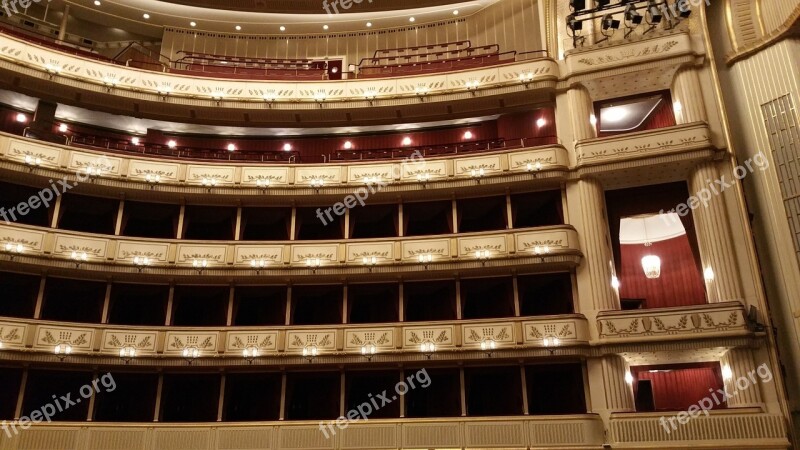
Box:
721;348;765;408
587;354;635;422
568;86;596;143
688;162;744;302
672;67;708;124
574;178;619;318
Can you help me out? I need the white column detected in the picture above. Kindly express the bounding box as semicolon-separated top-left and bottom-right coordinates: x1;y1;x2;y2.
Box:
587;355;635;422
688;162;743;302
568;86;596;144
672;67;707;124
570;177;619;334
57;4;70;42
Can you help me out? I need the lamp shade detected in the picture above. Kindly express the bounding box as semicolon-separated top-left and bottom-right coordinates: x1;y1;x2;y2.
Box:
641;254;661;279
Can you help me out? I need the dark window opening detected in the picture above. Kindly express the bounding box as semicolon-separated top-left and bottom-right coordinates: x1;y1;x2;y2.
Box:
108;283;169;326
511;190;564;228
465;367;523;416
404;201;452;236
345;370;401;419
461;277;515;319
0;271;40;318
232;286;287;326
40;277;105;323
403;280;457;322
457;196;507;232
58;193;118;235
121;201;180;239
518;273;574;316
291;285;343;325
526;363;586;415
23;370;93;421
347;283;399;324
93;373;158;422
160;373;221;422
0;181;52;227
295;207;343;240
285;372;340;420
240;207;292;241
0;367;23;419
171;286;229;326
350;204;398;238
405;368;461;418
182;205;237;240
223;373;282;421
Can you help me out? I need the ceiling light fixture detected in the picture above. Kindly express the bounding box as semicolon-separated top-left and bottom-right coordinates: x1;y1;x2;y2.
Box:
453;10;459;15
143;13;150;19
235;25;242;31
323;25;329;30
409;17;415;22
366;22;372;27
93;0;101;5
279;26;286;31
190;21;197;27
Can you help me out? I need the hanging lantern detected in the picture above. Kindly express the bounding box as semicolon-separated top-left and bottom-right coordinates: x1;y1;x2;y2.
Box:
641;254;661;279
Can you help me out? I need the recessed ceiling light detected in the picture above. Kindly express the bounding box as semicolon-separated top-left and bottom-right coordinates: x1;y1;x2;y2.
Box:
143;13;150;19
190;21;197;27
409;17;415;22
323;25;329;30
453;10;459;15
280;26;286;31
366;22;372;27
235;25;242;31
94;0;101;5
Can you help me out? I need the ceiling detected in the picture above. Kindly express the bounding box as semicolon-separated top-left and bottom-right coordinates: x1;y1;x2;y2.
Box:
61;0;494;34
619;214;686;245
155;0;469;14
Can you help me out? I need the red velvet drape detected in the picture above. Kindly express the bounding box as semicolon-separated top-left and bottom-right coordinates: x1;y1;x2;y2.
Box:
634;365;725;411
619;236;706;309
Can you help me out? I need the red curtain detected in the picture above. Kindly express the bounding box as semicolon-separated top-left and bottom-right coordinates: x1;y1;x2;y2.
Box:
619;236;706;309
634;365;725;411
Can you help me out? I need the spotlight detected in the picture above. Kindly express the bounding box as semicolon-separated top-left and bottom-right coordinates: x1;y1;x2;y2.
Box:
602;14;621;30
625;4;644;25
675;0;692;18
569;0;586;11
647;0;663;23
567;14;583;32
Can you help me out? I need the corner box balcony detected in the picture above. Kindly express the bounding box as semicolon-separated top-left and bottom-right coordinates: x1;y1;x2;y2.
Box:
575;121;714;169
596;301;751;343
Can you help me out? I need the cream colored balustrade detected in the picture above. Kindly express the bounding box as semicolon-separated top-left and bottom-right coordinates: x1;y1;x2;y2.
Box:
0;133;570;193
0;315;591;360
0;223;580;273
596;301;750;342
575;122;714;168
0;416;606;450
609;409;789;447
0;33;558;106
